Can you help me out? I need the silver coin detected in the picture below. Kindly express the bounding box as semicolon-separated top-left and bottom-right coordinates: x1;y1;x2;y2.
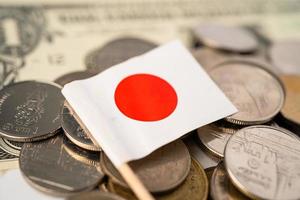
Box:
224;125;300;200
0;137;20;156
19;133;104;196
85;37;157;73
193;24;258;53
0;145;17;161
230;55;281;75
191;47;231;71
101;140;191;193
0;81;64;142
212;120;244;134
63;136;102;168
62;104;100;151
54;71;97;86
197;124;234;158
3;138;23;150
184;136;219;169
269;40;300;74
209;59;285;125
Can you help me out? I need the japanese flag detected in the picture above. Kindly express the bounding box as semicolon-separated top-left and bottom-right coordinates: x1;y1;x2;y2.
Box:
62;40;237;167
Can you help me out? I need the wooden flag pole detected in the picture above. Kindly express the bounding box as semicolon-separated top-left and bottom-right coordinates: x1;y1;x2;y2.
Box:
65;101;155;200
119;163;155;200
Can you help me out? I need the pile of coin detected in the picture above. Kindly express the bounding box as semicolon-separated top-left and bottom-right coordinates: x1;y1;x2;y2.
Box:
192;24;300;200
0;67;209;199
0;23;299;200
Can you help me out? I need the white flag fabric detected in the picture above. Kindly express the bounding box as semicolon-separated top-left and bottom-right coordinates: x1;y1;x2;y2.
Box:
62;40;237;167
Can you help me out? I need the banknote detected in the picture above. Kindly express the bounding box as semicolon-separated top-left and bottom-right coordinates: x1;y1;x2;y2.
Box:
0;0;300;85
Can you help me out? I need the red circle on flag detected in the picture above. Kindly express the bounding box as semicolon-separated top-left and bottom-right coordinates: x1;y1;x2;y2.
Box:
114;74;178;121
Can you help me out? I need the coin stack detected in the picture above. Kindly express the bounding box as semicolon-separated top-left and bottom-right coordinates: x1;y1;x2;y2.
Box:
0;24;299;200
0;85;208;200
192;24;300;200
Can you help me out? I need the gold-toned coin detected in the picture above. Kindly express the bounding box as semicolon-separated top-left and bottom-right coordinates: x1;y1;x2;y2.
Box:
19;133;105;196
101;140;191;193
211;162;252;200
68;191;126;200
209;59;285;125
107;179;137;200
205;166;216;200
107;158;209;200
280;75;300;126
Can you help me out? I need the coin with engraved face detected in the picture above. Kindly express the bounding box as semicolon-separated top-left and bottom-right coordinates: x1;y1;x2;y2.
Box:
101;140;191;193
107;158;208;200
210;162;251;200
62;105;100;151
209;60;285;125
224;125;300;200
68;191;126;200
193;24;258;53
269;40;300;74
85;37;157;72
197;123;236;158
0;81;64;142
280;75;300;126
54;71;97;86
19;134;104;196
